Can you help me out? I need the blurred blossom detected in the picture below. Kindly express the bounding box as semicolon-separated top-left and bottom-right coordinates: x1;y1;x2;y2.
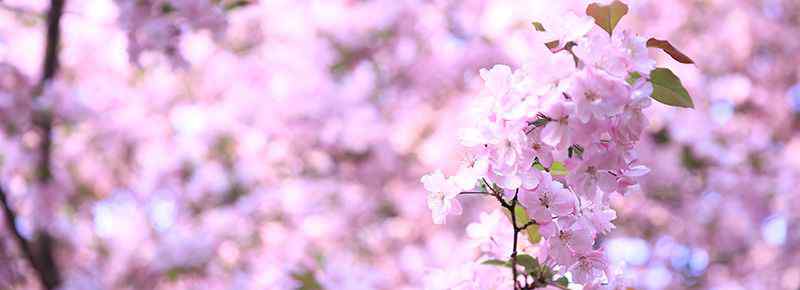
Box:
788;83;800;112
762;215;788;246
710;100;735;125
643;266;672;290
0;0;797;289
607;238;650;266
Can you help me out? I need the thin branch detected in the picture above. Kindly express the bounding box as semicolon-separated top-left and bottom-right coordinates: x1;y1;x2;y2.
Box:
0;186;43;288
458;191;493;196
482;178;512;208
519;220;537;230
508;194;520;289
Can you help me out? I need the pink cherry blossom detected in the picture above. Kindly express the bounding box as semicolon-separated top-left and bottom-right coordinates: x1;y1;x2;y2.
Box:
569;67;631;123
569;250;609;285
519;174;576;223
546;218;595;265
422;170;464;224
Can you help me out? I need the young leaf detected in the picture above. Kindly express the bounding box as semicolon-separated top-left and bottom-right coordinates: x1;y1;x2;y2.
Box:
545;41;560;50
586;0;629;36
532;21;546;32
555;276;570;287
511;204;542;243
291;271;323;290
530;22;560;49
649;68;695;108
482;259;511;268
550;162;568;176
515;254;540;274
646;38;695;64
626;71;642;86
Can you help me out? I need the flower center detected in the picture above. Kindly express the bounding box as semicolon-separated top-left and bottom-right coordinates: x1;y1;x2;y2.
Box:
558;230;571;241
584;90;600;102
539;192;551;208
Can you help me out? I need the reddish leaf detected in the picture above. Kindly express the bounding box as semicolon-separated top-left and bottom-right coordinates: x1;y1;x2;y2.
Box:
646;38;695;64
586;1;629;36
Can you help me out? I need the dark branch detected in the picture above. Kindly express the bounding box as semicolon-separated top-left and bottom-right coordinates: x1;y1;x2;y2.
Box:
34;0;65;183
0;186;42;287
458;191;493;196
508;193;520;289
0;184;60;289
519;220;538;230
8;0;68;289
40;0;65;83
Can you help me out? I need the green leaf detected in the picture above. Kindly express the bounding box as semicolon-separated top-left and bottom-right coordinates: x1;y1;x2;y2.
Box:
585;0;629;36
160;3;176;14
556;276;570;287
515;254;540;274
292;271;323;290
165;268;180;281
532;21;546;32
531;117;550;128
550;162;568;176
482;259;511;268
649;68;695;108
512;204;542;243
626;71;642;86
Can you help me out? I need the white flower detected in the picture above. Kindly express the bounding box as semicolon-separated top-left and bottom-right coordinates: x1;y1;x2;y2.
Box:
422;170;463;224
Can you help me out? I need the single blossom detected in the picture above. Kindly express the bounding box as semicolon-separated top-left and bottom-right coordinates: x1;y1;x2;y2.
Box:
479;64;513;98
540;99;574;149
544;217;595;265
566;144;624;198
453;153;490;190
519;173;575;223
422;170;463;224
537;12;595;48
569;67;631;123
580;204;618;235
569;250;609;285
616;31;656;74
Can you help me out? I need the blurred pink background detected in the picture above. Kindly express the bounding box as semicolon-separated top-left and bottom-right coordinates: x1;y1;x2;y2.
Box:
0;0;798;289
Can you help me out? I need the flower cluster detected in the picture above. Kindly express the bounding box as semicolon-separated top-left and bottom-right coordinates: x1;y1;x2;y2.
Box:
421;2;692;288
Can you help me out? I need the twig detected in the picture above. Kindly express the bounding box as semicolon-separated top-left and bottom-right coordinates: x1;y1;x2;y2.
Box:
458;191;493;196
519;220;537;230
507;193;520;289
